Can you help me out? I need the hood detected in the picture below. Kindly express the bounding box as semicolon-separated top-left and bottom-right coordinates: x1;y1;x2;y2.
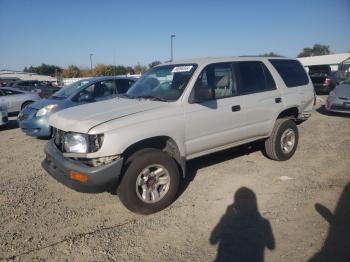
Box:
29;97;65;110
49;98;165;133
334;84;350;98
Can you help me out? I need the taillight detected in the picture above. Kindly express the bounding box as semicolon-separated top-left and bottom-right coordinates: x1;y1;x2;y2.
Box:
323;78;332;87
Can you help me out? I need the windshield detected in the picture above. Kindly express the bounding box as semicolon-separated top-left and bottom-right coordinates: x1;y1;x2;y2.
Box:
126;64;197;101
53;79;91;98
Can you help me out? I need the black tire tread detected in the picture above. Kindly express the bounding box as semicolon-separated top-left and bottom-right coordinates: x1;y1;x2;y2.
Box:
265;118;298;161
117;149;180;214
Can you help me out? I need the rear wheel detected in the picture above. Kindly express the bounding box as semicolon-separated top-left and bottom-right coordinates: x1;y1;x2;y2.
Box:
264;119;299;161
117;149;180;214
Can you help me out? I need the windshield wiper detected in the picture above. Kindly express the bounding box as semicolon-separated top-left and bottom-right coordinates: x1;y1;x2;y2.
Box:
134;95;169;102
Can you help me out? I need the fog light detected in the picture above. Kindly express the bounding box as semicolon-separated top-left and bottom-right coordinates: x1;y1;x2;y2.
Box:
69;171;88;183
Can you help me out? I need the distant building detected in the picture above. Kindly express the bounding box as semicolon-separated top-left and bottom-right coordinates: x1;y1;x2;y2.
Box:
298;53;350;74
0;70;56;81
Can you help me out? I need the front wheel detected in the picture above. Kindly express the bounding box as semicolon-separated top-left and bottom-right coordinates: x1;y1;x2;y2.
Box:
117;149;180;214
264;119;299;161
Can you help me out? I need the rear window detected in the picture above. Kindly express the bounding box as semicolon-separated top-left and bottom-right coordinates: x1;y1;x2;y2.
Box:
269;59;309;87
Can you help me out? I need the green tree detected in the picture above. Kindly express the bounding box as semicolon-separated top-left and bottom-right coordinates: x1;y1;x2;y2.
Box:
134;63;148;74
23;64;62;76
62;65;81;78
297;44;331;57
260;52;282;57
93;64;129;76
148;60;161;68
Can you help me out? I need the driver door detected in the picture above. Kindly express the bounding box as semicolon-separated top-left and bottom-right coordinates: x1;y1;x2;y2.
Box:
184;62;248;158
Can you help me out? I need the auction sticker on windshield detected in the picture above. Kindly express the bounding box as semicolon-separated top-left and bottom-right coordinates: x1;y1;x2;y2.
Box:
172;65;193;73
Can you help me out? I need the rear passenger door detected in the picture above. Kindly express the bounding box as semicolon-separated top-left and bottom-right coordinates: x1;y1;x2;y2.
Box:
236;61;282;138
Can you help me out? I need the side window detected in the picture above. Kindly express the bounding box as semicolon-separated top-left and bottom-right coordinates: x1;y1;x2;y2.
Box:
98;80;115;96
269;59;309;87
79;80;115;99
237;61;276;95
115;79;135;94
2;89;22;95
194;63;237;100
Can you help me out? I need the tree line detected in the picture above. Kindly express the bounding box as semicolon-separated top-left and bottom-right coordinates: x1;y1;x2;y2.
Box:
23;44;332;78
23;61;162;78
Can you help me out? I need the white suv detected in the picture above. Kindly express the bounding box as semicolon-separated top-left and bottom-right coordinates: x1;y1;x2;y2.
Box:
42;57;314;214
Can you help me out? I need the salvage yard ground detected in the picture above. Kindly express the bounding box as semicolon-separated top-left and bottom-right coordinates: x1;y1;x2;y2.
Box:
0;97;349;261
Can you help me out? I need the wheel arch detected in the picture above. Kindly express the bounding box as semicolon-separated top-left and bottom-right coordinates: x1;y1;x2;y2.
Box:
276;106;299;120
21;100;34;110
122;136;186;177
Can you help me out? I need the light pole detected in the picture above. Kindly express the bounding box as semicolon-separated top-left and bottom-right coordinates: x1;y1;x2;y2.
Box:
170;34;176;62
89;53;93;71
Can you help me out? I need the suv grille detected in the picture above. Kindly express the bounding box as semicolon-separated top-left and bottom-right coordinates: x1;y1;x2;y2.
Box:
53;128;65;152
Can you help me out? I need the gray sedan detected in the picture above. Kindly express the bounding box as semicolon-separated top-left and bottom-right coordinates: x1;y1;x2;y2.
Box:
0;87;40;113
326;77;350;114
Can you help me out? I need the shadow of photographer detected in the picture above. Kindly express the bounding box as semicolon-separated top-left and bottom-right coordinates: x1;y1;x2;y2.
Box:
210;187;275;262
309;182;350;262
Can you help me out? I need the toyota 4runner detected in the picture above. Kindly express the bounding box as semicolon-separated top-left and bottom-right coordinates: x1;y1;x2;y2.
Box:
42;57;314;214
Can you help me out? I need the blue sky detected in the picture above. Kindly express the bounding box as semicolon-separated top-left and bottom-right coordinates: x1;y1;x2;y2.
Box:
0;0;349;70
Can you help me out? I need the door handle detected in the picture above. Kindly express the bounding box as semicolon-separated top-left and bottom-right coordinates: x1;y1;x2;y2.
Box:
275;97;282;103
231;105;241;112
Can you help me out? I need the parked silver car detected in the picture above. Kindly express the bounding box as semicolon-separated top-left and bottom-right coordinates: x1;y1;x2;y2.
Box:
326;77;350;113
0;87;40;113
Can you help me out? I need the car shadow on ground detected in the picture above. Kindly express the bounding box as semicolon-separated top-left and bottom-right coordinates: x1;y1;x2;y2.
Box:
209;187;275;262
0;119;18;131
316;105;350;118
308;182;350;262
178;142;263;198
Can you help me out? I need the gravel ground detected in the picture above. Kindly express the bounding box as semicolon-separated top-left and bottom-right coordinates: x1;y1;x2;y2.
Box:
0;98;349;261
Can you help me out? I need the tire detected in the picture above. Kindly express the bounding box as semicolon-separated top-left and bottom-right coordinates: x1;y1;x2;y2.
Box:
264;119;299;161
117;149;180;214
21;101;33;110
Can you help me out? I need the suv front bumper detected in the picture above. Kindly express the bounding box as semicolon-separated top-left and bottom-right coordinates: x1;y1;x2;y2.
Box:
42;141;124;193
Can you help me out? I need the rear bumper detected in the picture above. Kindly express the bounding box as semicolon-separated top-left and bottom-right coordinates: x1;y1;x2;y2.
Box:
313;84;334;93
42;141;124;193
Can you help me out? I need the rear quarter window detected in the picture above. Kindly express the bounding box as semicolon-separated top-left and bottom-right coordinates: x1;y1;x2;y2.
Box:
269;59;309;88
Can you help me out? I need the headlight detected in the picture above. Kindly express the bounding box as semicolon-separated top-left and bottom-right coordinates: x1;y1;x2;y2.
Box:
60;131;104;154
64;133;88;153
36;104;58;117
329;91;336;97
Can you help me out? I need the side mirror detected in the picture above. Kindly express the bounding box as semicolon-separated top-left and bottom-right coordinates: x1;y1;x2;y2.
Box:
78;93;93;102
192;85;213;103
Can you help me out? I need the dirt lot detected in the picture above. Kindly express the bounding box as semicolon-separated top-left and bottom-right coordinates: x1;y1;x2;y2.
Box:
0;98;349;261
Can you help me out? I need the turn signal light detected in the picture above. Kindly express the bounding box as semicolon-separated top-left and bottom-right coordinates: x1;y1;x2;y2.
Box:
69;171;88;183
